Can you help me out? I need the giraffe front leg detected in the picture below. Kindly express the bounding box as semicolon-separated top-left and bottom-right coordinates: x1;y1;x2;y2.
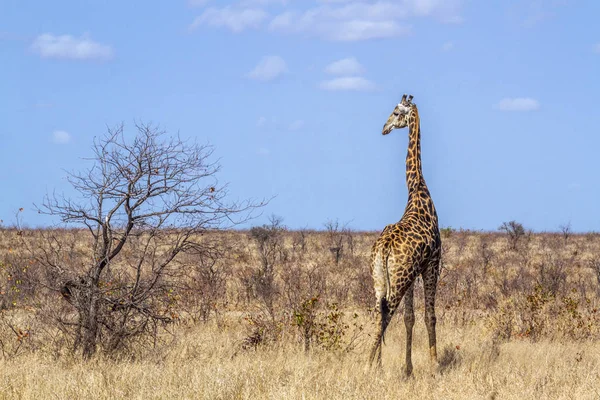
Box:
403;284;415;377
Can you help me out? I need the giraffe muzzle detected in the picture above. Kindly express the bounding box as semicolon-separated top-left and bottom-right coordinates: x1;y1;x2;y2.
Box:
382;124;393;135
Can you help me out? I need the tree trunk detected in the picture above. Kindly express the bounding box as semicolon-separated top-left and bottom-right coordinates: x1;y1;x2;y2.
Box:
80;288;99;359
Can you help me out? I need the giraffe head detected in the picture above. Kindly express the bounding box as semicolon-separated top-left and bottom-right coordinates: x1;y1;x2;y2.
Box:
382;94;415;135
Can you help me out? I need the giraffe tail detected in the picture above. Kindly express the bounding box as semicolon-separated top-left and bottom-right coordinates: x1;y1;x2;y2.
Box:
372;247;392;344
379;297;391;345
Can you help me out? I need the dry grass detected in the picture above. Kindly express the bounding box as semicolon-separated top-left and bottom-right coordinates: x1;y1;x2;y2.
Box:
1;227;600;398
1;321;599;399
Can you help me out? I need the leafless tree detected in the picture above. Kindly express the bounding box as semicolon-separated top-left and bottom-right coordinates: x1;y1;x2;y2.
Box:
324;219;353;264
179;237;231;324
559;222;572;243
248;215;286;318
291;226;310;257
499;220;526;251
588;258;600;293
30;123;262;358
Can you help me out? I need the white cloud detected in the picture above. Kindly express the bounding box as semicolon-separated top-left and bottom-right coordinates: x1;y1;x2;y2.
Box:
594;43;600;53
270;9;409;41
190;6;268;32
33;102;54;109
240;0;289;5
255;117;305;131
189;0;288;8
319;76;376;91
268;1;463;41
269;11;294;30
247;55;287;81
325;57;365;75
190;1;463;40
288;120;305;130
188;0;211;6
442;41;454;52
192;0;290;6
409;0;463;21
257;116;268;127
512;0;568;28
31;33;113;61
495;97;540;112
257;147;270;156
52;130;71;144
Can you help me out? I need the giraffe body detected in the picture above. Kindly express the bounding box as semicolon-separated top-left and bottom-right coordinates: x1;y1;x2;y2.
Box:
369;95;441;376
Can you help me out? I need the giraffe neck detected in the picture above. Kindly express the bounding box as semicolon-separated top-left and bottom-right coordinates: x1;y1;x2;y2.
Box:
405;110;425;192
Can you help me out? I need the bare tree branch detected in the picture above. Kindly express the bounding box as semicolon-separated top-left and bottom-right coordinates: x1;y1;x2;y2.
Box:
28;122;266;358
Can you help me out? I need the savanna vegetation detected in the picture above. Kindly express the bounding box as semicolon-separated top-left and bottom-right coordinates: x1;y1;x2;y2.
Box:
1;224;600;399
1;125;599;399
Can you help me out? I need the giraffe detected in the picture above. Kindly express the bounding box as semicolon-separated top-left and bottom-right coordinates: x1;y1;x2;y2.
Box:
368;94;442;376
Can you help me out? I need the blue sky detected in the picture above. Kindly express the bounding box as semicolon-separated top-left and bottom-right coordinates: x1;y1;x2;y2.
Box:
1;0;600;232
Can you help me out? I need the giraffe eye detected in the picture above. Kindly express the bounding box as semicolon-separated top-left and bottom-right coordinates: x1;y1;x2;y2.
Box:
393;112;399;117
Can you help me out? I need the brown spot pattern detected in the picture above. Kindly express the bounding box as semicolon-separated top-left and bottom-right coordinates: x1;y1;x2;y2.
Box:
369;96;442;377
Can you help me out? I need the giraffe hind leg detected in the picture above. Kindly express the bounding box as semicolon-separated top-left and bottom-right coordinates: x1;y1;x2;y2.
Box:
369;268;416;369
422;260;440;371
